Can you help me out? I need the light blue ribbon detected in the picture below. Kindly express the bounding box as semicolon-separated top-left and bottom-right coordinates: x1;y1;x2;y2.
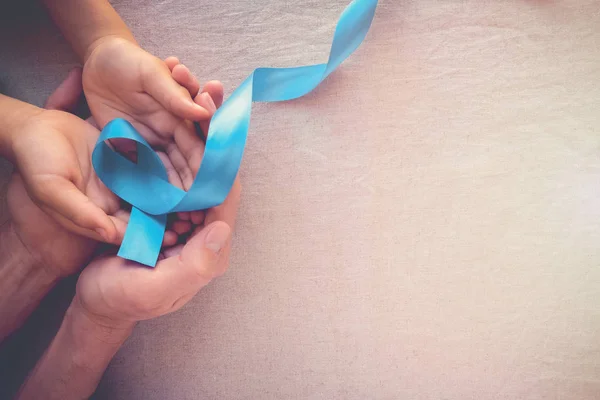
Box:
92;0;379;266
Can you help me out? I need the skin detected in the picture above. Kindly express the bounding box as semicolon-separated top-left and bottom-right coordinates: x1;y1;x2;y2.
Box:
7;62;217;278
0;0;217;240
0;62;229;341
15;65;241;400
0;3;239;396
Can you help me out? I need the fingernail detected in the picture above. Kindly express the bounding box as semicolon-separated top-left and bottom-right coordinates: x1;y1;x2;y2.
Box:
190;101;209;115
204;223;230;254
202;92;217;113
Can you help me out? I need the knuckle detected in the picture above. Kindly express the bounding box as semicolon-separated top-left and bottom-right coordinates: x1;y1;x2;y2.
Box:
186;254;218;283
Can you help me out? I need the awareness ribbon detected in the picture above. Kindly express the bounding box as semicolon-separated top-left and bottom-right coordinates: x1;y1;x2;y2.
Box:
92;0;379;266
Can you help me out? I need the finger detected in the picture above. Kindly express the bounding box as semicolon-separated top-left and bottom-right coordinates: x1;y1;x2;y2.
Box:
45;67;83;112
142;61;209;121
177;212;190;221
107;210;129;244
163;230;178;247
32;176;119;243
171;94;216;180
164;56;180;71
190;210;205;225
163;244;184;258
195;92;217;139
201;80;224;109
112;209;131;224
172;220;192;235
155;221;231;292
165;141;195;190
194;82;223;138
156;151;185;191
158;150;192;224
110;210;130;243
170;89;220;195
172;64;200;98
170;85;222;188
171;122;204;185
193;177;240;277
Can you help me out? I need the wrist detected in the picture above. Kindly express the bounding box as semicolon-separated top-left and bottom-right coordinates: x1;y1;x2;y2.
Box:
71;294;136;338
0;95;44;163
42;0;137;63
54;297;135;385
84;34;138;65
16;297;135;399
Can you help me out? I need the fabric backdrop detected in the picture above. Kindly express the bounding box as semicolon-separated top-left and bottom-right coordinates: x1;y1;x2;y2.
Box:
1;0;600;399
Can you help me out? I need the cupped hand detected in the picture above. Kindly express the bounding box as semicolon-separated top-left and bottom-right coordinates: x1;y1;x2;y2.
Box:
11;82;126;244
75;84;241;326
6;63;207;278
76;176;240;327
6;68;126;278
84;39;224;224
75;217;235;327
83;37;208;148
6;174;124;279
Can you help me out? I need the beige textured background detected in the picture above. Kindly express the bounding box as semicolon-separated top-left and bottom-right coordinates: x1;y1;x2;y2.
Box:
2;0;600;398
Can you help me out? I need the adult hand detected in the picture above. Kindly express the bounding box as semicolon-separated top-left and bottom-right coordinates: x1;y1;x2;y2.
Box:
14;174;240;400
75;198;238;327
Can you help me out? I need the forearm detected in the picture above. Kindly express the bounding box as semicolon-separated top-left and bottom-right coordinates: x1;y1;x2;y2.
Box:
17;297;135;400
0;95;43;162
0;221;58;342
41;0;137;62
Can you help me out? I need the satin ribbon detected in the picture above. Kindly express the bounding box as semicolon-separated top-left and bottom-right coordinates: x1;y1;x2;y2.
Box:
92;0;379;266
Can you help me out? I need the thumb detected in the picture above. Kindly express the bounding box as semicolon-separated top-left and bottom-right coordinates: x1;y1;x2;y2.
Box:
156;221;231;291
142;61;210;121
32;176;119;243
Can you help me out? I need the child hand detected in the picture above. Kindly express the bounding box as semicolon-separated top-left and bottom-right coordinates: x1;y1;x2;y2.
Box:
83;37;210;148
10;98;126;244
46;60;226;247
6;64;209;278
5;68;126;278
83;39;224;227
162;57;225;227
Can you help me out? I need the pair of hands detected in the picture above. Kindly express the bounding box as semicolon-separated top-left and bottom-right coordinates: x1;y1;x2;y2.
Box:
7;37;240;330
